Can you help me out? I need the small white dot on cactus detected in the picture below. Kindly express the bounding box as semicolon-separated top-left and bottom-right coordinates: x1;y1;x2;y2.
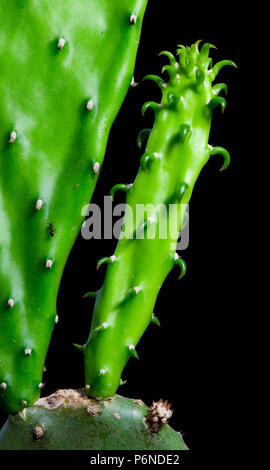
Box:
24;348;32;356
35;199;43;210
134;286;140;294
46;259;53;270
147;216;155;224
113;412;120;420
21;400;27;406
86;100;94;111
130;76;138;87
33;425;44;440
0;382;7;390
110;255;116;262
127;183;133;189
43;366;47;372
7;298;15;308
208;144;213;150
93;162;100;175
57;38;65;49
99;369;106;375
38;383;44;389
9;131;17;143
55;315;59;324
101;322;108;329
174;253;179;260
85;384;91;390
153;152;159;158
129;344;135;351
130;14;137;24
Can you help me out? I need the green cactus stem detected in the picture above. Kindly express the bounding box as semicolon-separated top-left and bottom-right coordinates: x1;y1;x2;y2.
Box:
0;389;187;450
84;41;236;398
0;0;148;415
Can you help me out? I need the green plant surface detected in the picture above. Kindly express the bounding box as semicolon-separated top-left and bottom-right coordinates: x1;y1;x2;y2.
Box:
84;41;236;398
0;0;148;414
0;389;187;450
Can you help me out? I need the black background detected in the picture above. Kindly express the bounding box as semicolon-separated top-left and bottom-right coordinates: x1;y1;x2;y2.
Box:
0;0;250;455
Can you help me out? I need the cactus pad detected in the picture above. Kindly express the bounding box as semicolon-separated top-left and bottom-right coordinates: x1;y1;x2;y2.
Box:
0;0;148;414
0;389;187;450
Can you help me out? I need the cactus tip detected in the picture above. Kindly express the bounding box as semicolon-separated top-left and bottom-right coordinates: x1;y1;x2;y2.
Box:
142;101;161;117
174;256;187;280
83;291;97;299
209;145;231;171
97;255;116;270
129;344;139;359
151;313;161;327
137;128;152;150
208;96;227;113
73;343;85;352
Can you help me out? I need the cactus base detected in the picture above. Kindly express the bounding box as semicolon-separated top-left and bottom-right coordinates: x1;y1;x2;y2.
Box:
0;389;187;450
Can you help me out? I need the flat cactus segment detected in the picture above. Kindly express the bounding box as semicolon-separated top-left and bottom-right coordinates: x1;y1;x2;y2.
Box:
0;0;148;414
0;389;187;450
84;42;236;398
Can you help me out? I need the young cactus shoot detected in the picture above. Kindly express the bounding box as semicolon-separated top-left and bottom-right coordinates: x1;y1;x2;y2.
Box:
84;41;236;398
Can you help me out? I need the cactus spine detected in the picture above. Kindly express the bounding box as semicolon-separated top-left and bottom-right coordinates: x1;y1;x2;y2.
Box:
0;0;148;415
84;42;236;398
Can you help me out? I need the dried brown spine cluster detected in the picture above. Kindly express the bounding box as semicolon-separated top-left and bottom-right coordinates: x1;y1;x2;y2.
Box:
145;399;173;433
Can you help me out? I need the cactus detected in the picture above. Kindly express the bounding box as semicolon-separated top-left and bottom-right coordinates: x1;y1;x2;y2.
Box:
83;42;236;399
0;389;187;450
0;0;148;415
